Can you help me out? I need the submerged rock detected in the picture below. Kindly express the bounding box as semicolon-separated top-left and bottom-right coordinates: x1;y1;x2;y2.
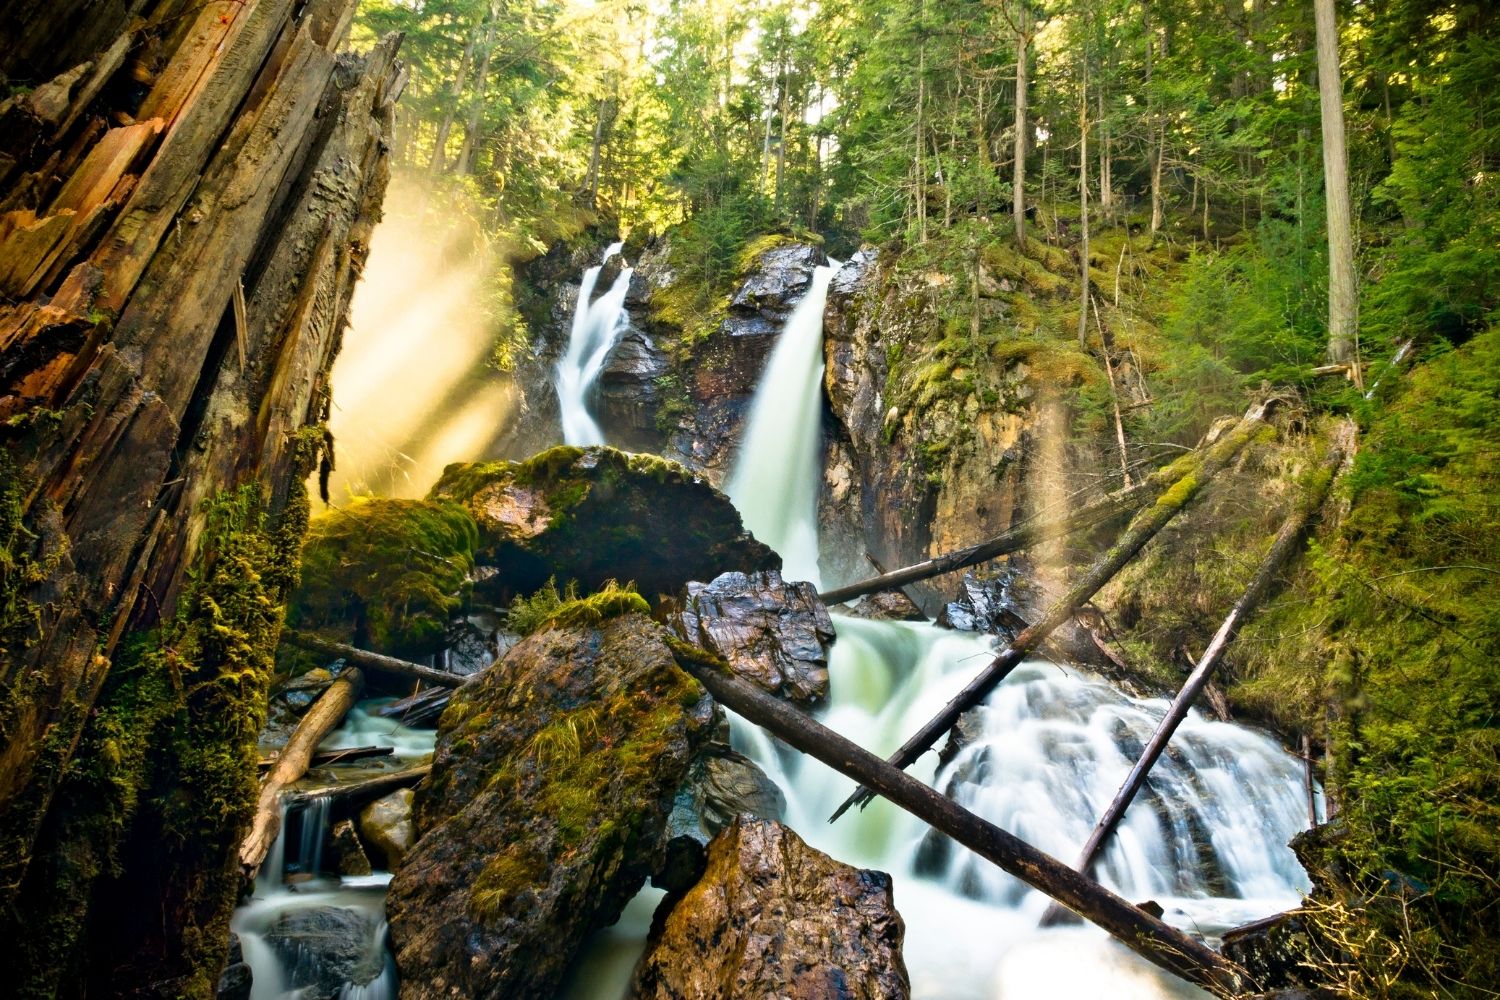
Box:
669;570;836;704
215;934;252;1000
265;906;384;999
387;613;716;999
358;789;414;871
632;817;910;1000
656;743;786;892
431;445;778;600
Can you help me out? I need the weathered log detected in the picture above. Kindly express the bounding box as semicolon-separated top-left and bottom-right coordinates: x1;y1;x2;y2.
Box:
1040;437;1346;926
284;764;432;810
280;630;470;689
260;745;395;769
668;647;1250;999
831;406;1271;821
241;667;364;878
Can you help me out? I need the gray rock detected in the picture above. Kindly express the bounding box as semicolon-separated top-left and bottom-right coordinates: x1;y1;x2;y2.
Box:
936;572;1029;639
357;789;413;870
849;590;928;621
670;570;836;704
655;743;787;893
1222;911;1319;992
728;243;827;320
632;817;909;1000
215;933;252;1000
265;906;383;1000
329;819;371;877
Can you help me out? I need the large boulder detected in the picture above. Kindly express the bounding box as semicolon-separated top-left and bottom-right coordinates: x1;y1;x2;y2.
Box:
386;612;717;999
656;743;786;892
430;446;778;600
632;817;910;1000
669;570;836;704
285;497;479;659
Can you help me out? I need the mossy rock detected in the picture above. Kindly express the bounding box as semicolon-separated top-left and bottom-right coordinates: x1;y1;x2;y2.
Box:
430;446;779;600
386;612;717;999
286;497;479;660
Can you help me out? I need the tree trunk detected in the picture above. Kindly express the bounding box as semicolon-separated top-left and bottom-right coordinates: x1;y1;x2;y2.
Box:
455;0;501;176
240;668;364;878
284;763;432;810
0;2;400;992
1315;0;1359;378
281;629;471;688
1078;78;1092;349
430;13;480;173
668;647;1251;999
1012;6;1030;247
831;406;1272;821
1040;435;1347;925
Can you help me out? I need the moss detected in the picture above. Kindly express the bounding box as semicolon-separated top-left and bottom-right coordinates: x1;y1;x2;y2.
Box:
507;578;648;636
0;451;67;659
286;496;478;659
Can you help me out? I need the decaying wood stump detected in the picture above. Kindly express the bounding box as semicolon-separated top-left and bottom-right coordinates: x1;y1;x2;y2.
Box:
0;2;403;993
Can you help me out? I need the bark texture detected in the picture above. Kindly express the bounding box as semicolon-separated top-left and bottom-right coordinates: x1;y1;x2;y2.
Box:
0;2;402;993
1315;0;1358;369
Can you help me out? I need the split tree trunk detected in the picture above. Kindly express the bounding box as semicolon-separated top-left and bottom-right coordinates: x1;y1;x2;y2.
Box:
282;629;471;688
669;648;1251;999
831;406;1271;821
0;1;401;992
1040;436;1347;925
240;668;364;879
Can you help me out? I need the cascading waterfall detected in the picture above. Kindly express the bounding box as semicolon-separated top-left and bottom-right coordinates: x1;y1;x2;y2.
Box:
725;260;841;587
555;242;633;446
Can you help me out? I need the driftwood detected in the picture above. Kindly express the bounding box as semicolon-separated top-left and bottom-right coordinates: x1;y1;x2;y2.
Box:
376;686;453;727
1038;437;1346;926
281;630;469;688
284;764;432;810
260;745;394;769
241;667;364;878
831;406;1271;821
669;648;1250;998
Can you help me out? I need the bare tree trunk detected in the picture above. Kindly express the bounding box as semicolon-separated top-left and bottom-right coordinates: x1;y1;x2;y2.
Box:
670;648;1251;999
832;406;1273;820
240;668;364;878
1013;4;1030;246
1315;0;1359;378
1041;435;1347;925
1078;77;1092;349
431;14;480;174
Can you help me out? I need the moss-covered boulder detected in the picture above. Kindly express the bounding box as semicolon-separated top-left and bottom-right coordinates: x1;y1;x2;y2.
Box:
386;610;717;999
286;498;479;660
429;445;778;599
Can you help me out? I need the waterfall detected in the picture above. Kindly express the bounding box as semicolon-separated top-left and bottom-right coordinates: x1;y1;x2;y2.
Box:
555;242;633;446
725;260;841;587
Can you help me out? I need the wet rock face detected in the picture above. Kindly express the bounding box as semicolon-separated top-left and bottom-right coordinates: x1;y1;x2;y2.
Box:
670;570;836;704
849;590;928;621
597;327;670;452
431;445;779;601
656;743;787;892
1221;912;1318;992
936;572;1030;639
265;906;384;999
387;613;716;1000
632;817;910;1000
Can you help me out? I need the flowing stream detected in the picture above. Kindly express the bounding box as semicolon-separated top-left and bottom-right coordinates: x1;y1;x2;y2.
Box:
555;242;633;446
242;254;1317;1000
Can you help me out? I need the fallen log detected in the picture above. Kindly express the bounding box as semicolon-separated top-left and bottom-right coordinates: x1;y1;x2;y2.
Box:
240;667;363;878
259;745;394;769
1039;437;1345;926
284;763;432;810
376;686;452;727
669;646;1250;998
831;406;1271;821
281;629;468;688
